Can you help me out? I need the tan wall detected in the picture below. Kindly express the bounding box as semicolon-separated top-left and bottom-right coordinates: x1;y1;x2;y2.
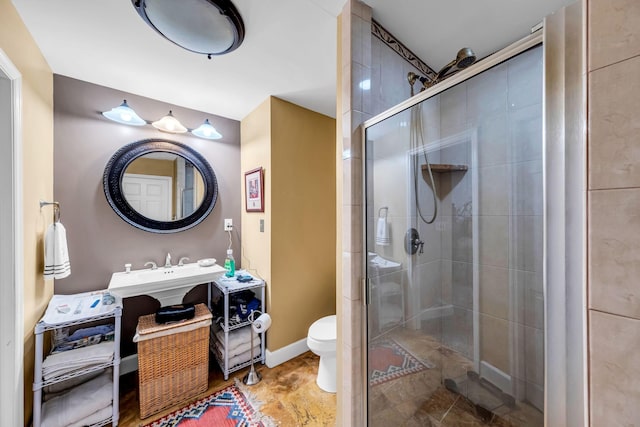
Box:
241;97;336;352
587;0;640;425
127;157;174;177
0;0;54;423
240;98;272;317
270;97;336;350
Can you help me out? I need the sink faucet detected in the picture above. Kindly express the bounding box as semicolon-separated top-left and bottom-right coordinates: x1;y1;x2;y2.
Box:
178;257;190;267
144;261;157;270
164;253;172;268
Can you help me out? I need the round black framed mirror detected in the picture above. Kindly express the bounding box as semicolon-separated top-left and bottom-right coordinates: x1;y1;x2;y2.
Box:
103;139;218;233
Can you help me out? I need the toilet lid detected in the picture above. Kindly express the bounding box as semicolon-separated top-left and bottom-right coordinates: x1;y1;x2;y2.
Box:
309;315;336;342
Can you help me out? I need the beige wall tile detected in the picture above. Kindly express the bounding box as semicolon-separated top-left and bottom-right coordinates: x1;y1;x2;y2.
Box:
590;310;640;425
342;251;363;300
478;164;509;215
480;313;510;374
341;341;365;426
479;215;509;268
479;265;509;320
342;204;363;253
343;157;363;206
589;188;640;318
589;55;640;190
342;296;364;348
588;0;640;71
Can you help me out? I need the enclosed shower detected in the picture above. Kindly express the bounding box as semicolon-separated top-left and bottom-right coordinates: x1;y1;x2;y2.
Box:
364;41;544;426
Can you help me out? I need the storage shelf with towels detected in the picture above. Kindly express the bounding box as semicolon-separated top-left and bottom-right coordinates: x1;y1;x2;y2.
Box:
32;292;122;427
208;272;266;380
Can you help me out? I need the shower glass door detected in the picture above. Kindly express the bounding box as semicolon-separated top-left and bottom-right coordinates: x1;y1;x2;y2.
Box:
365;45;543;426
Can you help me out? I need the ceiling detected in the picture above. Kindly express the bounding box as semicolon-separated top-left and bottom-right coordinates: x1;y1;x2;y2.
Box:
11;0;574;122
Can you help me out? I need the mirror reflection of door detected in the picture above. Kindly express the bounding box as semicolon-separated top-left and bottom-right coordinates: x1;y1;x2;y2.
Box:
122;152;205;221
122;173;172;221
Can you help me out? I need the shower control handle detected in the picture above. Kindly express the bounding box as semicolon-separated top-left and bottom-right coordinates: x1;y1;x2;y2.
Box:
405;228;424;255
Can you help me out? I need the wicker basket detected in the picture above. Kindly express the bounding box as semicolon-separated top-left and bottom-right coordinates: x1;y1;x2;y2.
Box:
136;303;212;419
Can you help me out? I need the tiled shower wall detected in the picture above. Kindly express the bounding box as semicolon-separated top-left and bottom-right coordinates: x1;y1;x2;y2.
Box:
587;0;640;425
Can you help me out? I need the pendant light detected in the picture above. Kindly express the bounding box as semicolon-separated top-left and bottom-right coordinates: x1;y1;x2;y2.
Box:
152;111;187;134
191;119;222;139
101;100;146;126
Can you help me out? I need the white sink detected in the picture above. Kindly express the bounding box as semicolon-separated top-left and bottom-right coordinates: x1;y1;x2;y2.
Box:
369;254;401;274
108;262;226;306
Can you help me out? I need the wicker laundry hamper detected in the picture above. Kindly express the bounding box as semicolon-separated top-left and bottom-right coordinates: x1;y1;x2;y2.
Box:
135;303;212;418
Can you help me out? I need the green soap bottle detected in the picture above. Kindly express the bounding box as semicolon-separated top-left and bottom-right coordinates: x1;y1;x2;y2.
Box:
224;249;235;277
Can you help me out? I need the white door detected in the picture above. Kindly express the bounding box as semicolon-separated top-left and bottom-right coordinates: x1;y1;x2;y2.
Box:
122;173;172;221
0;49;23;426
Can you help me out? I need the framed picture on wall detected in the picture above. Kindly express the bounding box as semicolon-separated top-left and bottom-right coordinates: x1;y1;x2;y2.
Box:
245;167;264;212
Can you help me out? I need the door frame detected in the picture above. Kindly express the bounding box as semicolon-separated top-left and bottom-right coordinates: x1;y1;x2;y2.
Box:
0;48;24;427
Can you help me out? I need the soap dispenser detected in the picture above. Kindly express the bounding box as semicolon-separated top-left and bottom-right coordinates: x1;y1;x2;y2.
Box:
224;249;235;277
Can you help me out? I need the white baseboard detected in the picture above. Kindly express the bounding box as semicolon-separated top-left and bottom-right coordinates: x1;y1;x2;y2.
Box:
479;360;511;392
120;337;310;374
265;338;309;368
120;354;138;376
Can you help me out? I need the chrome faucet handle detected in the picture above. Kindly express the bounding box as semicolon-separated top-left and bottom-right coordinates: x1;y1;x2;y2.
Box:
164;253;172;268
144;261;157;270
178;257;190;267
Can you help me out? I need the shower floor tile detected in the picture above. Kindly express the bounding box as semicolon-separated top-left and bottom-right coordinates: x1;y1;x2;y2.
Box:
368;326;543;426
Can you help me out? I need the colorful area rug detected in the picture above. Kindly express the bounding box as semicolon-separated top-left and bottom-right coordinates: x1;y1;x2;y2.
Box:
143;381;275;427
369;338;432;386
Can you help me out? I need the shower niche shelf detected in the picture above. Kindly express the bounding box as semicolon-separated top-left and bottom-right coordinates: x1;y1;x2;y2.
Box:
422;164;468;173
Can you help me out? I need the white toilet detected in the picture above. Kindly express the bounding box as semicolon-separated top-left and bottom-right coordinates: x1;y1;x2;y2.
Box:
307;315;337;393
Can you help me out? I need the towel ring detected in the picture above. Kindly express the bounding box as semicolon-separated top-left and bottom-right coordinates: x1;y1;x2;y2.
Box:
40;200;61;223
378;206;388;218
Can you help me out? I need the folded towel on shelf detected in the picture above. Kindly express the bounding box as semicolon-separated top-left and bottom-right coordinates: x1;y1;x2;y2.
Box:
66;325;114;342
68;404;112;427
214;326;259;352
213;343;261;369
214;332;260;358
227;345;261;368
375;216;390;246
43;222;71;280
40;372;112;427
43;368;108;397
42;342;113;381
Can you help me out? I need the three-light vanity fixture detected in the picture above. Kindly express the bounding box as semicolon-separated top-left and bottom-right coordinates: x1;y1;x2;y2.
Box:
101;100;223;140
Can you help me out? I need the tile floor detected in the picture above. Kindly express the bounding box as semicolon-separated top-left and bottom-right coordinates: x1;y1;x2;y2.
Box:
368;327;543;426
118;329;542;426
118;351;336;426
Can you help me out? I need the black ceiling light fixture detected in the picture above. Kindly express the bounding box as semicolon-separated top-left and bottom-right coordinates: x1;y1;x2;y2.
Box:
132;0;245;58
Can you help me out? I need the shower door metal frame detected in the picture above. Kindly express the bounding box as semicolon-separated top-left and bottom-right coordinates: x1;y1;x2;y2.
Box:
362;4;587;422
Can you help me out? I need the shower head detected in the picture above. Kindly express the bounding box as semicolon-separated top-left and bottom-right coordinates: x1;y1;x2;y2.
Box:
435;47;477;80
455;47;476;69
423;47;477;89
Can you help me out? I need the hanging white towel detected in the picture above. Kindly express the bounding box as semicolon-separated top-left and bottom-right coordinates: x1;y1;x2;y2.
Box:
375;217;390;246
44;222;70;280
